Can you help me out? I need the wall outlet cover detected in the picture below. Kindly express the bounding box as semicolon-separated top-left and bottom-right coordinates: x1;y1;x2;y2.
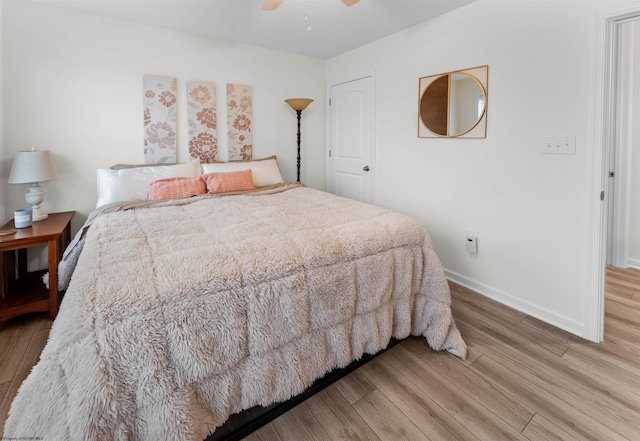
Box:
466;231;478;254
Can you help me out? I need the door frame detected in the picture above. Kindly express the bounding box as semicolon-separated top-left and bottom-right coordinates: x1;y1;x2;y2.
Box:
586;3;640;342
326;73;376;202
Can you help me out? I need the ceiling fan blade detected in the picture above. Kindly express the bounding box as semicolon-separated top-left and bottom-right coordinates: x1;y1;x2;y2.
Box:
262;0;284;11
340;0;360;6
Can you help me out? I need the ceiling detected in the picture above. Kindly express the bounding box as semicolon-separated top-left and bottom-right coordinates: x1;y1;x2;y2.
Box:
30;0;477;59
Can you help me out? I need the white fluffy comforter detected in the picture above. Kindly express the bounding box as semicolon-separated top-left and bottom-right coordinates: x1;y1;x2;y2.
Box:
4;185;466;441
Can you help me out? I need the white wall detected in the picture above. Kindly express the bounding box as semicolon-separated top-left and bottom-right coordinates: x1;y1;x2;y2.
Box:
628;20;640;266
327;0;623;336
3;0;326;234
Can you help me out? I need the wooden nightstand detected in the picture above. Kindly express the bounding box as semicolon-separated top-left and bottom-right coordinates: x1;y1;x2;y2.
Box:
0;211;74;321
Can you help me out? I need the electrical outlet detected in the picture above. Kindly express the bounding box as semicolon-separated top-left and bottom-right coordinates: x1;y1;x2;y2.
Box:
542;136;576;155
466;230;478;254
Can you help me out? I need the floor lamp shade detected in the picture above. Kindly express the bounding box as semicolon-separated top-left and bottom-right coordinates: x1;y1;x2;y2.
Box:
285;98;313;111
285;98;313;183
8;147;59;221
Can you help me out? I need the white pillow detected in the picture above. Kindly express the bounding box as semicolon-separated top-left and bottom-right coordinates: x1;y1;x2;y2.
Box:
201;157;284;187
96;159;201;208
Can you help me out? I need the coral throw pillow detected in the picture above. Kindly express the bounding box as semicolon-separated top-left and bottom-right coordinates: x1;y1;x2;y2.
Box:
204;169;256;194
148;176;206;200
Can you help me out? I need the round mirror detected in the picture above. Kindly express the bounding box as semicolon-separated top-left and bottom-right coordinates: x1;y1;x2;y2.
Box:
419;72;486;137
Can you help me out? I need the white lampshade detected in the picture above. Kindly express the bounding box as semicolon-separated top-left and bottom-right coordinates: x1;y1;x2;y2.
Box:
8;148;59;184
8;147;59;222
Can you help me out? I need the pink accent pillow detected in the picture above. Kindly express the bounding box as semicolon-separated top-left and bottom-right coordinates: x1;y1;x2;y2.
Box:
148;176;206;200
204;169;256;194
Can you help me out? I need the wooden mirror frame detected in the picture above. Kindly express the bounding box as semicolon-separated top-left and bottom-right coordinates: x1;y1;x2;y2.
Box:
418;65;488;139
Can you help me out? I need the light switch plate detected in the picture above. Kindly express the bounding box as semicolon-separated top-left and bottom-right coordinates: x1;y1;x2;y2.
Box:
542;136;576;155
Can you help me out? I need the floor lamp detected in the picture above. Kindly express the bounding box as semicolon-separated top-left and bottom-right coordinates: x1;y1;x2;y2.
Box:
285;98;313;183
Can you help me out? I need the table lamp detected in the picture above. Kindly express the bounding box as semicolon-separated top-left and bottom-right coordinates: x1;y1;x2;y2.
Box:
8;146;59;221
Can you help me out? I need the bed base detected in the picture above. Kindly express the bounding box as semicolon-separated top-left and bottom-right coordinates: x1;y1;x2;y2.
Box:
205;338;400;441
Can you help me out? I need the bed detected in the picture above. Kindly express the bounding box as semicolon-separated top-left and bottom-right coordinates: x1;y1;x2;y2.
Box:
4;159;466;441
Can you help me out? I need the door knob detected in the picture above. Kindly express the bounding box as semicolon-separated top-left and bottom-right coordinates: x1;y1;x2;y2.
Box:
363;166;370;172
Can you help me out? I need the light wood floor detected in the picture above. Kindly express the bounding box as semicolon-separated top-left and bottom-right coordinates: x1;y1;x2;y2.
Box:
1;266;639;440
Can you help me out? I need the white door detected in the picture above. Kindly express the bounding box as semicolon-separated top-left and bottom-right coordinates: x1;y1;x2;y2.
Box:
328;76;374;204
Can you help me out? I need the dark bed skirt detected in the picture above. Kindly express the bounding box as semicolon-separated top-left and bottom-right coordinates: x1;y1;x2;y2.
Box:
205;338;400;441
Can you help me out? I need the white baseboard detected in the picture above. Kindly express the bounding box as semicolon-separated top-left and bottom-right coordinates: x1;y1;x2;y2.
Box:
444;268;584;338
627;258;640;270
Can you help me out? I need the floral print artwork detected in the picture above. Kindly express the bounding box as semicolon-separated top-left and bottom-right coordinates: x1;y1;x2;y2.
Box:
143;75;177;164
227;84;253;161
187;81;218;162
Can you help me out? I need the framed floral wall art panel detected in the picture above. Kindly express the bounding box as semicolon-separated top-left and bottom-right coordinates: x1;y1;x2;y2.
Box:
187;81;218;162
227;84;253;161
143;75;177;164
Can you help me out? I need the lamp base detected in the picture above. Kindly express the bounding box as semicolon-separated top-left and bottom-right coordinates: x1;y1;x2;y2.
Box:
24;183;48;221
31;206;48;222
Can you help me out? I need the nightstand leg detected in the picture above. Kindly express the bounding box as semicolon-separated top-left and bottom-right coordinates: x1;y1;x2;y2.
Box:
48;238;58;319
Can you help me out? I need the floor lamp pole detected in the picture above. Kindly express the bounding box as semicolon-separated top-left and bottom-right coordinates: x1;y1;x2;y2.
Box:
296;110;302;183
284;98;313;184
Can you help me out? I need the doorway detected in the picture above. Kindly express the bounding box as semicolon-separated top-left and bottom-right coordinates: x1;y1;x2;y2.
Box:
587;4;640;343
607;18;640;269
